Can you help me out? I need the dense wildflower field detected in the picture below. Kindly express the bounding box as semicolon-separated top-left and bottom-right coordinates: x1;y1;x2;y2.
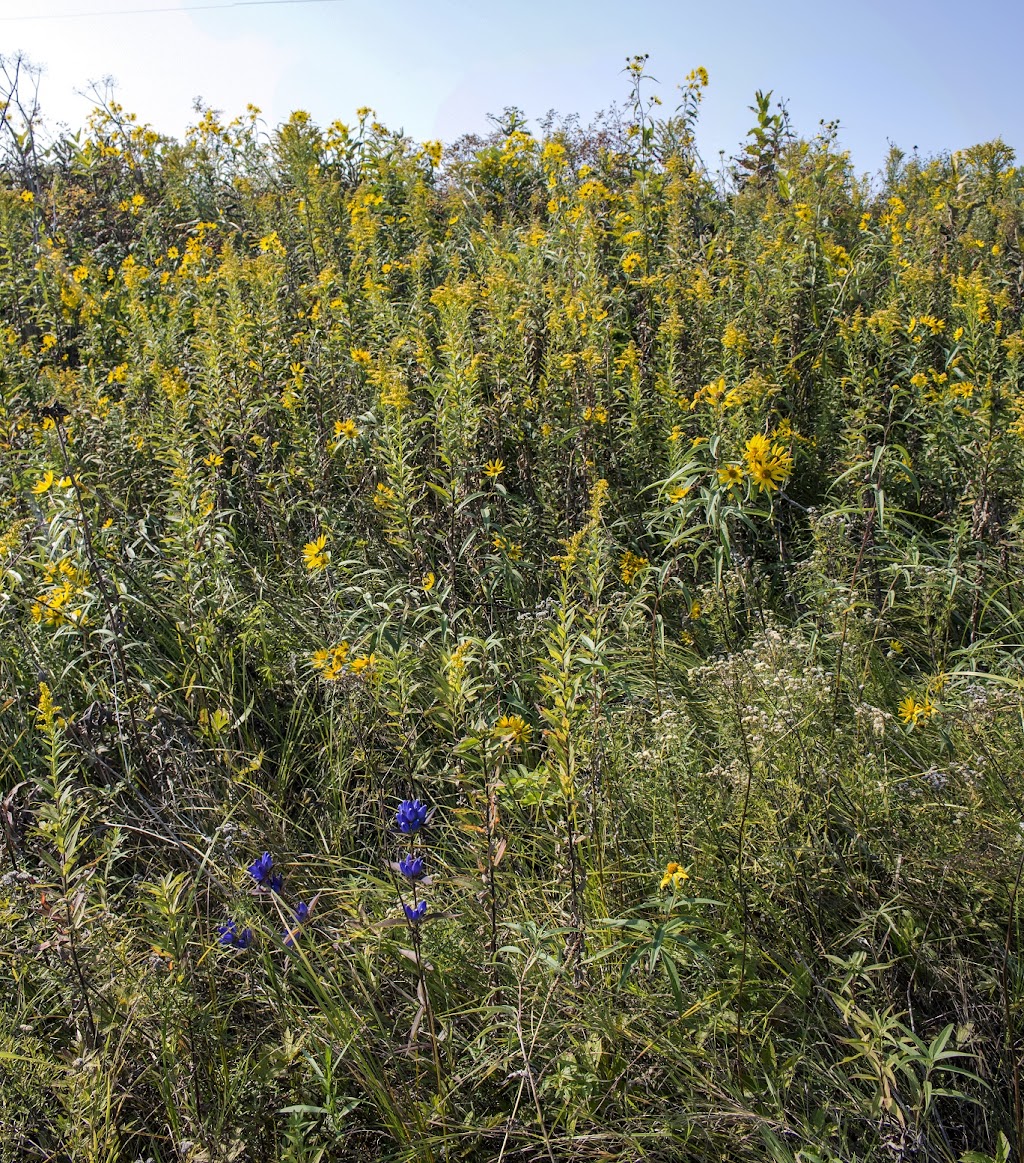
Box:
3;58;1024;1161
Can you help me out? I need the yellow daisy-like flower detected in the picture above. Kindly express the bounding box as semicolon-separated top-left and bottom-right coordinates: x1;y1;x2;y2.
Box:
303;534;330;571
422;571;436;592
743;432;793;494
620;550;648;585
349;653;376;674
483;458;505;479
659;862;689;891
492;713;532;746
312;641;350;681
32;471;55;495
350;348;372;365
898;695;936;726
717;464;744;487
492;534;522;561
334;418;359;441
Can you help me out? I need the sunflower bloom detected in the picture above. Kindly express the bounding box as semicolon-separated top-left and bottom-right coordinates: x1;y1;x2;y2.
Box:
303;534;330;571
659;862;689;891
743;433;793;494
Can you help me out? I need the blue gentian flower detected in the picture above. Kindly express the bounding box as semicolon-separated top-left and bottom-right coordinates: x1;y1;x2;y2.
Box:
217;920;253;949
398;853;425;880
395;799;429;834
404;900;427;923
295;901;310;923
269;872;284;895
248;851;274;887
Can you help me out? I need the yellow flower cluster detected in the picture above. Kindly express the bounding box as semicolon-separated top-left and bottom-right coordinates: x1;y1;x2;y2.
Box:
492;534;522;561
333;418;359;443
743;433;793;494
36;682;66;731
620;550;648;585
32;471;77;495
312;642;349;681
898;695;936;726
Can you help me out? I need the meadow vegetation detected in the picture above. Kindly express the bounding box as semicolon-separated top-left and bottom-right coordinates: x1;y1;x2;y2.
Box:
3;53;1024;1161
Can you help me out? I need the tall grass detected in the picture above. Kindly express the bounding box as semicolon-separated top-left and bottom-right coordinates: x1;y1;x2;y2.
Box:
1;54;1023;1161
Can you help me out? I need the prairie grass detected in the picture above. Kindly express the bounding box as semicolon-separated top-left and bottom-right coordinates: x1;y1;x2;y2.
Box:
1;56;1023;1162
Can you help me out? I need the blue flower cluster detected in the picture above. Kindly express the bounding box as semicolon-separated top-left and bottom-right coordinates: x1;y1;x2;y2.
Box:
395;799;431;926
247;851;283;894
395;798;429;834
217;920;253;949
217;800;436;953
217;850;311;953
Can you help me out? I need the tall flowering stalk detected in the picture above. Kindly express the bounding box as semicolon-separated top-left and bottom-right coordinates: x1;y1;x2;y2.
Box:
391;798;442;1090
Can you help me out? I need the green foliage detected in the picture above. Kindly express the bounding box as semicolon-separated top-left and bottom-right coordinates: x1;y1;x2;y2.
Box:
1;53;1024;1161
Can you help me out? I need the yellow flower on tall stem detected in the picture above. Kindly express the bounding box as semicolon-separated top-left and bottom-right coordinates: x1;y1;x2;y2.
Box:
303;534;330;571
659;863;689;891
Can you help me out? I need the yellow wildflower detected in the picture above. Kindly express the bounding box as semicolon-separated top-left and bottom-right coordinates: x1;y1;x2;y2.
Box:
493;714;532;746
898;695;936;726
620;550;648;585
492;534;522;561
422;571;436;592
312;641;350;681
483;458;505;479
717;464;744;487
721;322;748;352
32;471;56;495
659;862;689;891
334;418;359;441
36;682;64;731
303;534;330;571
743;433;793;494
258;231;286;256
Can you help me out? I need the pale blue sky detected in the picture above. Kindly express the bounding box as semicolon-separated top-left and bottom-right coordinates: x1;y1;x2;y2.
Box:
1;0;1020;175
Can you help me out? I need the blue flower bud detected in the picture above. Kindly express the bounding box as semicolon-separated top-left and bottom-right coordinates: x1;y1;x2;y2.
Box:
398;854;425;880
395;799;429;834
404;900;427;923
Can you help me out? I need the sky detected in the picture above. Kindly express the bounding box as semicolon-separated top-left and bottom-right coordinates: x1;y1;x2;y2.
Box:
0;0;1021;177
